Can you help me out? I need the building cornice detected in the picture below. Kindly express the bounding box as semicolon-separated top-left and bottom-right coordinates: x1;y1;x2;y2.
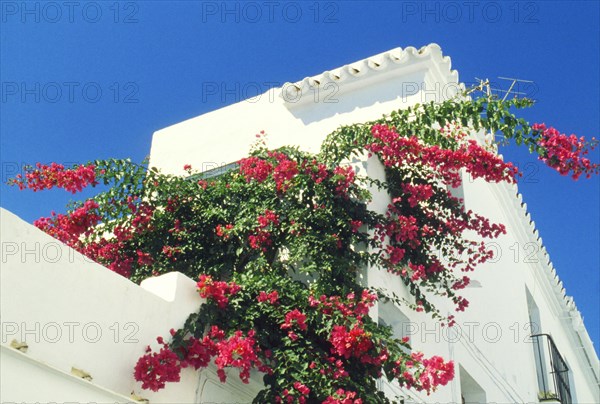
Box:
279;43;461;106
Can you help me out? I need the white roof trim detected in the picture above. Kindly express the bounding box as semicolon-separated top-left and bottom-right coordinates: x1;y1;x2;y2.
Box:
279;43;461;105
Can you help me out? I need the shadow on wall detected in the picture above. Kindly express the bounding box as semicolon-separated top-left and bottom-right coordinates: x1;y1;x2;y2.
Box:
285;69;430;125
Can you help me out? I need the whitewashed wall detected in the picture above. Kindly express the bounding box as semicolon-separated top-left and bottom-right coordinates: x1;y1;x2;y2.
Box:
0;208;261;403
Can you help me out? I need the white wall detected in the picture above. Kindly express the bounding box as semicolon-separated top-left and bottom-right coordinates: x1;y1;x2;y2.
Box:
0;207;260;403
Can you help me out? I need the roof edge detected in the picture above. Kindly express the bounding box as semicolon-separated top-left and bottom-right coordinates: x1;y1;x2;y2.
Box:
279;43;460;104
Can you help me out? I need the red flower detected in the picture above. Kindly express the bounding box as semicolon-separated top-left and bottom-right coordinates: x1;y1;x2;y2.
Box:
332;165;355;196
182;336;216;370
349;220;362;233
134;344;181;391
257;290;279;304
294;382;310;395
270;152;299;192
367;124;518;186
197;274;241;308
415;356;454;391
281;309;307;331
329;324;373;360
533;123;599;179
257;210;279;227
33;199;101;247
239;156;273;182
11;162;98;193
401;183;434;207
323;389;363;404
248;230;272;251
216;224;234;239
213;330;262;384
304;159;329;183
136;250;154;266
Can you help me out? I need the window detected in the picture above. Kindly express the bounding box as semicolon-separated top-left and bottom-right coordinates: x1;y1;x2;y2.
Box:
526;288;548;393
188;162;239;181
459;365;487;404
378;300;411;344
526;288;572;403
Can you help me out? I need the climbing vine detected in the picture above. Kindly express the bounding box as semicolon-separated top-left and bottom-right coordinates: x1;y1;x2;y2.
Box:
10;92;597;403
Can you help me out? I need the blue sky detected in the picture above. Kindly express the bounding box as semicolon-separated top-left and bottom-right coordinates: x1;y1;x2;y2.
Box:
1;1;598;352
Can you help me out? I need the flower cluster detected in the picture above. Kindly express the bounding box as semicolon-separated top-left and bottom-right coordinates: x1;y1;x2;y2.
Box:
308;290;377;320
332;165;356;196
248;231;272;251
84;238;135;277
368;144;507;311
238;152;302;192
277;382;312;403
401;183;434;208
391;352;454;393
281;309;307;340
403;354;455;392
303;159;330;184
216;223;234;239
32;198;157;278
33;200;100;246
271;151;300;192
10;162;98;193
135;327;267;391
257;209;279;228
533;123;599;179
349;220;363;233
248;209;280;252
329;324;373;360
213;329;264;383
257;290;279;304
197;274;241;308
134;338;181;392
239;156;273;183
323;389;363;404
181;335;215;370
419;355;455;389
368;124;518;187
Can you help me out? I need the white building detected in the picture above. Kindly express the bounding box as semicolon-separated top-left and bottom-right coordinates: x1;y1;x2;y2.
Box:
2;44;598;403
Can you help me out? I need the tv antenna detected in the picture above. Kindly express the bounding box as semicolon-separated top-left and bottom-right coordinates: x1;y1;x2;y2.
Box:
468;78;491;97
496;76;534;101
468;77;534;101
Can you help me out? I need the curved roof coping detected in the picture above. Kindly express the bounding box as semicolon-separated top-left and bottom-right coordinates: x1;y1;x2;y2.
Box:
279;43;460;104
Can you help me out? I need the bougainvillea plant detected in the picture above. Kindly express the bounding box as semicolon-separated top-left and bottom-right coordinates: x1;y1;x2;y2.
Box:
9;92;598;403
